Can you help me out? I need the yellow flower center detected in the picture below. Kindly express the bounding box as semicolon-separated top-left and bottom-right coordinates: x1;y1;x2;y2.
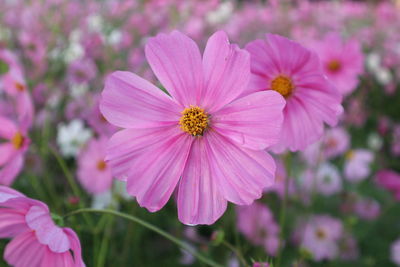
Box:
346;150;354;160
270;75;294;98
315;228;326;240
15;82;25;92
179;106;209;136
327;60;341;72
12;132;24;149
97;160;107;171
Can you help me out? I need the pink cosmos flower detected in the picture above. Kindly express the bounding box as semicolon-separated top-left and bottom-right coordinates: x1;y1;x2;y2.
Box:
236;202;280;256
100;30;285;225
302;127;350;166
354;197;380;221
264;158;295;199
391;238;400;266
0;116;30;185
301;215;343;262
67;58;97;85
245;34;342;152
376;169;400;200
0;186;85;267
77;136;113;194
310;32;364;96
0;49;34;126
344;149;374;183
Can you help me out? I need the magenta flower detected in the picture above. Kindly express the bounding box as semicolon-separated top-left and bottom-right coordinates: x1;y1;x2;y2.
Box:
310;32;364;96
376;169;400;200
245;34;343;152
0;186;85;267
236;202;280;256
100;31;285;225
77;136;113;194
0;116;30;185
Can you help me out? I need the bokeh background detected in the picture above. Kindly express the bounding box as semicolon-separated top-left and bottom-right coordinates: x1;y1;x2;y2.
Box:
1;0;400;266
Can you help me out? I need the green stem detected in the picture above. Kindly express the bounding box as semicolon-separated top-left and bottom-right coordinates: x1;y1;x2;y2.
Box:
97;215;114;267
222;240;248;267
64;208;222;267
50;147;94;227
276;153;292;267
50;147;81;197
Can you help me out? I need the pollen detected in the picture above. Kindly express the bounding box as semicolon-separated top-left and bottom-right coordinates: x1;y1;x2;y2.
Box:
327;60;341;72
15;82;25;92
12;132;24;149
315;228;326;240
346;150;354;160
271;75;294;98
97;160;107;171
179;106;209;136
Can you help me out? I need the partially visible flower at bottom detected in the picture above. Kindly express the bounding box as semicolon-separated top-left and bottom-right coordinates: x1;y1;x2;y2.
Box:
236;202;280;256
0;186;85;267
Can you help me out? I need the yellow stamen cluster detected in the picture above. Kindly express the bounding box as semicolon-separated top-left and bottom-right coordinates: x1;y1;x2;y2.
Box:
179;106;209;136
97;160;107;171
315;228;326;240
271;75;294;98
15;82;25;92
327;60;341;72
12;132;24;149
346;150;354;160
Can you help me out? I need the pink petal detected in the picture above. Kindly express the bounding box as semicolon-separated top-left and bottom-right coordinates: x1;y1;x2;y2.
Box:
25;205;70;253
177;138;227;225
206;131;276;205
42;250;75;267
212;91;285;150
278;97;323;152
64;228;85;267
145;30;203;106
125;130;193;212
4;231;45;267
0;185;25;202
202;31;250;112
0;143;15;166
0;116;17;139
0;154;24;186
0;208;29;238
106;126;182;180
100;71;181;129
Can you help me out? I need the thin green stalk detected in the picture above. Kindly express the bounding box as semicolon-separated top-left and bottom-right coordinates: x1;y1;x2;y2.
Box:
222;240;248;267
64;208;223;267
276;153;292;267
97;215;114;267
50;147;94;227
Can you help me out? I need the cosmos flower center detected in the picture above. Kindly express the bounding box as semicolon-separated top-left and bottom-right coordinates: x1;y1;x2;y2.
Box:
15;82;25;92
12;132;24;149
327;60;341;72
271;75;294;98
179;106;209;136
346;150;354;160
97;160;107;171
315;228;326;240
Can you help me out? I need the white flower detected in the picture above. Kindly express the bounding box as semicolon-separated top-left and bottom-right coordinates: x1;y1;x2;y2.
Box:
114;180;132;200
87;14;104;33
366;53;381;71
391;238;400;266
315;163;342;196
64;42;84;63
91;190;118;210
375;67;393;85
367;133;383;151
107;30;122;46
57;119;92;157
206;2;233;25
69;83;89;98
